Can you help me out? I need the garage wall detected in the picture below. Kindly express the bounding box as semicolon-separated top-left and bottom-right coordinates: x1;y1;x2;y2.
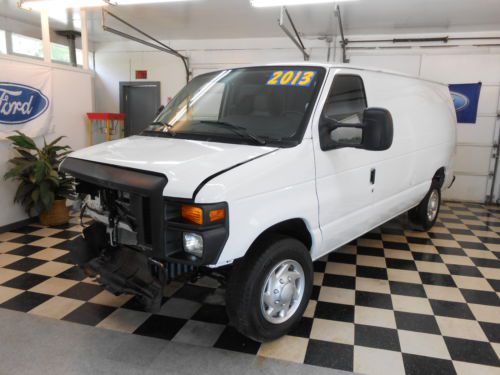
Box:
93;37;332;113
0;55;93;228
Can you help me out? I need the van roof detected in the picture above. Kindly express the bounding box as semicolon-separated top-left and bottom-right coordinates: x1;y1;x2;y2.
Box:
258;62;447;87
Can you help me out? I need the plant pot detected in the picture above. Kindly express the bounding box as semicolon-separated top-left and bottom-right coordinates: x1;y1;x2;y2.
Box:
40;199;70;226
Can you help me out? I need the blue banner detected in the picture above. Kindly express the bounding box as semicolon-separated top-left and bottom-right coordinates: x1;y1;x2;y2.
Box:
449;83;482;124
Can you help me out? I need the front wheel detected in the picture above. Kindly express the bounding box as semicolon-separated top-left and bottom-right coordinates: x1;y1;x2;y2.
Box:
409;185;441;231
226;235;313;342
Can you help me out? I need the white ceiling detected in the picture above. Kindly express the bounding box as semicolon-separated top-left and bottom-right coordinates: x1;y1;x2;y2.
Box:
1;0;500;42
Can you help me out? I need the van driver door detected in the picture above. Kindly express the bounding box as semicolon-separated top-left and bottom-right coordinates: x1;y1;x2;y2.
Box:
312;70;377;258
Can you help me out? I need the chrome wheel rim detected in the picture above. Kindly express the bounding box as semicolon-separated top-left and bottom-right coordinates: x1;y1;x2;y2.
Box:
260;259;305;324
427;189;440;222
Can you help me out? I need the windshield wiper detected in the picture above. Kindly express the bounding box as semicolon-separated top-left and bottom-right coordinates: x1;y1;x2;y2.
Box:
199;120;267;145
148;121;176;135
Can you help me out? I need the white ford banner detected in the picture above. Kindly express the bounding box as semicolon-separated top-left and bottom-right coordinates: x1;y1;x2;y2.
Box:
0;59;53;140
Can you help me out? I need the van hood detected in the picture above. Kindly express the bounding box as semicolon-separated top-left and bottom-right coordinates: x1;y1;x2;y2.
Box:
67;135;277;199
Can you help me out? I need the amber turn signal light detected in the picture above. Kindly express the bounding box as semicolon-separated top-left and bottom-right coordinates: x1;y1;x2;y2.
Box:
181;205;204;225
209;208;226;222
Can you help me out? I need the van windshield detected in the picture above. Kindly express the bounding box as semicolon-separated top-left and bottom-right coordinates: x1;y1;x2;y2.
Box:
142;66;325;147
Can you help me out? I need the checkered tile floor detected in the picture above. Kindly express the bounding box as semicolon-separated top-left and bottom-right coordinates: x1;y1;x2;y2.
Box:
0;202;499;375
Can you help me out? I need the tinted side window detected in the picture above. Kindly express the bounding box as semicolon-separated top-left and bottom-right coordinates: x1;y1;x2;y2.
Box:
322;75;367;124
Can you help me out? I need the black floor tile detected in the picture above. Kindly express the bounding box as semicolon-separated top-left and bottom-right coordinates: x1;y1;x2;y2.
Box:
355;291;393;310
56;266;87;281
2;273;50;290
444;337;499;366
478;236;500;245
389;281;427;298
466;224;491;231
315;301;354;322
460;289;500;306
435;247;466;256
357;246;385;257
394;311;440;334
8;235;42;244
429;233;454;240
62;302;115;326
354;324;400;351
471;257;500;269
386;258;417;271
448;228;474;235
7;245;44;257
419;272;456;287
10;225;41;234
429;300;475;320
356;265;388;280
304;340;353;371
133;314;187;340
458;242;487;250
402;353;456;375
487;278;500;292
288;316;313;338
190;304;228;325
406;237;432;245
322;274;355;289
4;257;45;272
327;252;356;264
412;252;443;263
173;284;213;302
52;239;83;251
479;321;500;343
363;232;382;240
213;326;261;354
310;285;321;300
0;291;51;312
446;264;482;277
313;261;326;273
383;241;410;251
51;230;81;239
60;283;103;301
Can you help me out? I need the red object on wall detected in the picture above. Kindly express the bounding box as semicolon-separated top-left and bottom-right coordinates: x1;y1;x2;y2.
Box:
135;70;148;79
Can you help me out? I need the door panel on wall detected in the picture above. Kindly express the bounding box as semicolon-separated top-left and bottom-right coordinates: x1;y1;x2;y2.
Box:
120;82;161;136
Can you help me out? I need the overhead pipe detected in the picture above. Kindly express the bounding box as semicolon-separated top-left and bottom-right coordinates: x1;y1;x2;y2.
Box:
102;9;190;83
278;6;310;61
334;5;348;63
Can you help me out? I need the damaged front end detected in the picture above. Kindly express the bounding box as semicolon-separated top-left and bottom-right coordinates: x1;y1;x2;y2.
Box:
60;157;203;312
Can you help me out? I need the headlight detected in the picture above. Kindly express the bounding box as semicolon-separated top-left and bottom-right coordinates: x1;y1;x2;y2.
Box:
183;232;203;257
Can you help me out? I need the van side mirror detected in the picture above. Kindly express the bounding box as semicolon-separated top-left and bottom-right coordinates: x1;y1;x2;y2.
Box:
319;108;394;151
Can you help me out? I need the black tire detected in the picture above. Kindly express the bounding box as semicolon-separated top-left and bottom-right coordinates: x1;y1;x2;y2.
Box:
226;234;313;342
409;184;441;231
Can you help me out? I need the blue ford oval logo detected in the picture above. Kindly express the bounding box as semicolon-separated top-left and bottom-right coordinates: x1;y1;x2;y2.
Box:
0;82;49;125
450;91;469;112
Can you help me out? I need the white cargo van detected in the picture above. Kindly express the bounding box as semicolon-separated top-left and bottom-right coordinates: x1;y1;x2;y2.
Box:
62;63;456;341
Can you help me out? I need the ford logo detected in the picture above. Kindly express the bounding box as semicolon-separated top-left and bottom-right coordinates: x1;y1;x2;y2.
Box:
0;82;49;125
450;91;469;112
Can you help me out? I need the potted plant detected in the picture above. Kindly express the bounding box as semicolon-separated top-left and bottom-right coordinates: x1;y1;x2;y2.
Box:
4;131;76;226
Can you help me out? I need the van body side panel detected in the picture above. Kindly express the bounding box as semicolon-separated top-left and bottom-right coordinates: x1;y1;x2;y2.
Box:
195;141;321;266
312;68;456;259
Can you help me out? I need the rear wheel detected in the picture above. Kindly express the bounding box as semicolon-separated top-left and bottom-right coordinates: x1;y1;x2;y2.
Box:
409;185;441;231
226;234;313;342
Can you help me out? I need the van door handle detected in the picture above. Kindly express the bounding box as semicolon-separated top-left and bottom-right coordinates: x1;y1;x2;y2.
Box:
370;168;376;185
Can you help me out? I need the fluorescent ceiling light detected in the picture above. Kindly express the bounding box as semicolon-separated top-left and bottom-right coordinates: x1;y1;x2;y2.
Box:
111;0;192;3
20;0;191;10
251;0;356;7
20;0;108;10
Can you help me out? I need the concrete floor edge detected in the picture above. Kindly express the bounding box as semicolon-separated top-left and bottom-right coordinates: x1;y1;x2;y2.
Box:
0;308;352;375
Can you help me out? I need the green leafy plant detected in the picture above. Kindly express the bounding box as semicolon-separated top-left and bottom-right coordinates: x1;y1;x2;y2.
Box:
4;131;76;216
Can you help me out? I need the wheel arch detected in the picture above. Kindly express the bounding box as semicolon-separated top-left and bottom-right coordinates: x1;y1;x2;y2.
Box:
433;167;446;189
246;218;313;256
